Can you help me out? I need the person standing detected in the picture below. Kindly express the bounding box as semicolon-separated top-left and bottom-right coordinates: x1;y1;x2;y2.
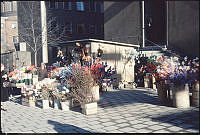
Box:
37;63;48;81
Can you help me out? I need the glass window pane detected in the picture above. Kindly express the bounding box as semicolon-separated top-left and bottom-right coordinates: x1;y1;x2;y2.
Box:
49;2;55;9
90;24;95;34
77;24;85;34
65;22;72;34
76;2;84;11
64;2;72;10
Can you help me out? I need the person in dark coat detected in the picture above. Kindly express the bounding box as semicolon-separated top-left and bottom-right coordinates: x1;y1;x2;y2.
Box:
1;64;9;111
37;63;48;81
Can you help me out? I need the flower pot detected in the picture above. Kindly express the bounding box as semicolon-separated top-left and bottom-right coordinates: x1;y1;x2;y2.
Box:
192;81;199;107
29;100;35;107
61;101;70;111
42;100;50;109
144;75;152;88
91;86;100;101
172;84;190;108
21;96;29;106
54;99;61;110
157;82;168;104
152;76;157;90
81;102;97;115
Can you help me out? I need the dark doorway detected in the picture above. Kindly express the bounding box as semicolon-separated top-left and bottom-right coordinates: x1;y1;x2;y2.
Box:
145;0;166;45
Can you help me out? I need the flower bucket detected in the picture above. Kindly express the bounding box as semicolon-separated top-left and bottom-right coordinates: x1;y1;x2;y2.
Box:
29;100;35;107
172;84;190;108
21;96;29;106
54;99;61;110
81;102;97;115
61;101;70;111
91;85;100;101
157;82;168;104
42;100;50;109
192;81;199;107
152;76;157;89
144;76;150;88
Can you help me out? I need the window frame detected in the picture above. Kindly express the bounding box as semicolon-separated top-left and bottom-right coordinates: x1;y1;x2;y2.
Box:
63;2;72;10
11;24;17;29
49;1;56;9
77;24;85;34
76;2;84;11
65;22;73;34
12;36;18;43
89;24;95;34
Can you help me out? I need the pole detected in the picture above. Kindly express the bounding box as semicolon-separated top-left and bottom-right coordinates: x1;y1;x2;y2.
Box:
166;1;169;47
41;1;48;64
142;1;145;48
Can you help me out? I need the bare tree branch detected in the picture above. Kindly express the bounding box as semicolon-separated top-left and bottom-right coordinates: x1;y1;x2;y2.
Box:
18;1;69;66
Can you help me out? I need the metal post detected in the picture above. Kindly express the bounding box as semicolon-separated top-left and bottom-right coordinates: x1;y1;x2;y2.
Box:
41;1;48;64
166;1;169;47
142;1;145;48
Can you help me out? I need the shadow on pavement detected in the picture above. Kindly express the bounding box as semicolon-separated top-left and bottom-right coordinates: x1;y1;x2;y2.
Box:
98;88;171;109
149;109;199;131
48;120;91;133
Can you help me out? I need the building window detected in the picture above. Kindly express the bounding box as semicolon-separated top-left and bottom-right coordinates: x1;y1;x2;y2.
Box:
5;2;12;12
58;20;64;34
55;2;59;9
63;2;72;10
65;22;72;34
90;24;95;34
1;2;5;12
76;2;84;11
89;1;95;12
101;24;104;33
77;24;85;34
12;36;18;43
100;2;104;13
11;24;17;29
49;2;56;9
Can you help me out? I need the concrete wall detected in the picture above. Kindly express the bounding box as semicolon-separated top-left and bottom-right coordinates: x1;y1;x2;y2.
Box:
104;1;141;45
168;1;199;58
90;42;136;82
1;51;31;71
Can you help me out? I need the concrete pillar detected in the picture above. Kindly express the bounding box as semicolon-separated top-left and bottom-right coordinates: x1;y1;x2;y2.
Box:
41;1;48;64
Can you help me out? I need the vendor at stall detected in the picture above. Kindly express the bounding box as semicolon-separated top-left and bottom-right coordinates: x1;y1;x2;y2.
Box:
37;63;48;81
1;64;10;103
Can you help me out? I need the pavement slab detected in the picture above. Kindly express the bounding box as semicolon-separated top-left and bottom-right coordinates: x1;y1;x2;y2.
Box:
1;88;199;133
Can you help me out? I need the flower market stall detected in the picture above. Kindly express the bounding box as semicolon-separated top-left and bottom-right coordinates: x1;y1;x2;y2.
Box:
134;53;199;108
7;44;119;115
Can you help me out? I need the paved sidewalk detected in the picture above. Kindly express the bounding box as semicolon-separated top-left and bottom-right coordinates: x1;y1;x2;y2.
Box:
1;88;199;133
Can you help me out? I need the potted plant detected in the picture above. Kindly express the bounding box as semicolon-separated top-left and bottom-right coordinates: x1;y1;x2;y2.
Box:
168;58;191;108
188;57;199;107
65;64;97;115
60;94;71;111
41;87;51;109
28;92;36;107
51;91;62;110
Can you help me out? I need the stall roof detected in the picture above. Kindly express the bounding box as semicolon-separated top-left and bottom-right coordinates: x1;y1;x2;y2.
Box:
57;39;140;48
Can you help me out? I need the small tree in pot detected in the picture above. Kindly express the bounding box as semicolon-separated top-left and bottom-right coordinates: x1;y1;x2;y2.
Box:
65;64;97;115
40;87;51;109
